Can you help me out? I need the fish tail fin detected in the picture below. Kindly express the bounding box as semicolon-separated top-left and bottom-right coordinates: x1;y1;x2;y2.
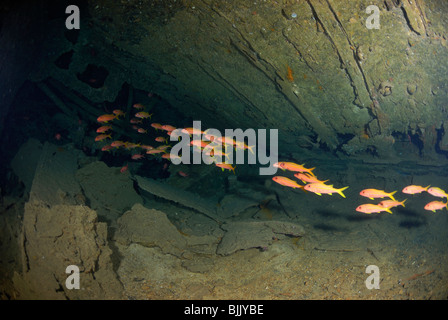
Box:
389;190;397;201
232;165;236;174
385;207;393;214
401;199;407;207
337;186;349;198
308;167;316;176
247;145;255;154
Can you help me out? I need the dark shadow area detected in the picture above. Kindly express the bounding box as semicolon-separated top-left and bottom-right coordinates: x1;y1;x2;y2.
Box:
312;208;343;219
312;222;350;233
77;64;109;89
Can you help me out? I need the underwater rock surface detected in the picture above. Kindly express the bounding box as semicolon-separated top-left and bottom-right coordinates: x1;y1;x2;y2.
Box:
217;220;305;256
13;200;123;299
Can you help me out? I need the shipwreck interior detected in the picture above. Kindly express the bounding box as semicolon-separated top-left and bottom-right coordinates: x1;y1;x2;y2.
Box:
0;0;447;299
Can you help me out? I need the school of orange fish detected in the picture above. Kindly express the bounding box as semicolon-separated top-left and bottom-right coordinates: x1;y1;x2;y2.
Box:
271;163;447;214
95;104;447;215
95;102;255;175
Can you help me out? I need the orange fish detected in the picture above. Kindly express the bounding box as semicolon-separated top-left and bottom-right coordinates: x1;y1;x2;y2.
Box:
286;65;294;82
123;142;140;149
120;163;128;173
216;136;237;146
277;162;316;176
96;125;112;133
181;127;204;135
137;128;147;134
95;134;111;142
191;140;210;148
146;149;165;155
356;204;392;214
101;144;113;152
215;162;236;174
131;154;145;160
111;140;125;148
178;171;189;177
130;118;142;124
427;187;448;198
97;114;116;123
113;109;125;118
360;189;396;201
293;173;328;184
155;137;167;143
204;149;229;160
402;185;430;194
234;141;255;154
424;200;447;212
273;162;282;168
151;123;163;130
161;125;176;132
272;176;304;189
161;153;181;161
304;183;348;198
378;199;407;209
203;133;219;142
135;111;152;119
140;145;154;151
133;103;145;109
156;145;171;150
